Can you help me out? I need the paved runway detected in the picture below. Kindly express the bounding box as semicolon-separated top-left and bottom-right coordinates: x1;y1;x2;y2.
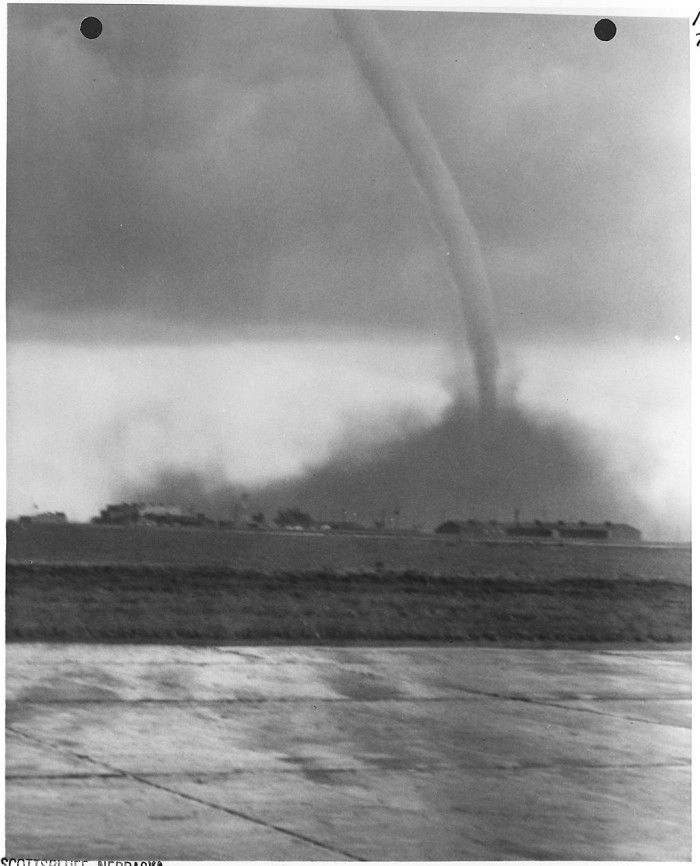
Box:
5;644;691;860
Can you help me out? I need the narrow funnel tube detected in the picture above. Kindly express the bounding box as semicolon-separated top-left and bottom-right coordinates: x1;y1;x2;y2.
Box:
334;10;499;413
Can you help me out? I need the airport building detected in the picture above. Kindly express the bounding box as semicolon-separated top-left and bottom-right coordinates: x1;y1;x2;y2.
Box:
94;502;186;525
18;511;68;525
435;519;641;542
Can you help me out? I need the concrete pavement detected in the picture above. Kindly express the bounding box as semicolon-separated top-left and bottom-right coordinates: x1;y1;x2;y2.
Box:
5;644;691;860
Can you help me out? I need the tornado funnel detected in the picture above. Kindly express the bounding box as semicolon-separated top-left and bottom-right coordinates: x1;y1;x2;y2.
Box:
334;10;499;414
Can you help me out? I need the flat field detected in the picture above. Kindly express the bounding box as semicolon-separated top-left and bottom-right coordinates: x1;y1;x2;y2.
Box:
6;525;690;644
5;523;691;581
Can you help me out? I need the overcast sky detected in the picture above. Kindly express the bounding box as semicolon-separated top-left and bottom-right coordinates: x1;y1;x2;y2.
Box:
8;5;690;341
6;6;691;537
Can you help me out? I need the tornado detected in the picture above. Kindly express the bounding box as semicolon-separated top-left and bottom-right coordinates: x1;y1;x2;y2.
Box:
334;10;499;414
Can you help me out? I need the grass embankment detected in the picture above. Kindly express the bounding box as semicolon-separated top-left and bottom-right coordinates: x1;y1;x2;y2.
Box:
6;564;690;644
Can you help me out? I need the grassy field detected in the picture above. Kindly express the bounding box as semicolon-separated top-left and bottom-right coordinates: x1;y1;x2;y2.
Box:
6;525;690;644
6;563;690;644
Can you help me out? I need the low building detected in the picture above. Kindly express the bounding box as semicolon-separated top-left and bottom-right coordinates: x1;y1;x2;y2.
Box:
507;521;641;542
94;503;140;524
93;502;195;526
437;518;641;543
18;511;68;525
435;519;505;538
325;521;367;532
504;523;556;539
137;503;183;519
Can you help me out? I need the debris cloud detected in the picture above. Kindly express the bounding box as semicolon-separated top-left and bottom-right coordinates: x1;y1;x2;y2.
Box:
130;402;651;537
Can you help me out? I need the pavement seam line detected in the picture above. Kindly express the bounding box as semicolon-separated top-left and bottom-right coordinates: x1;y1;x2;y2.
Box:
7;772;125;779
8;693;690;704
6;759;690;782
530;700;690;728
126;773;366;861
7;727;689;775
6;726;365;861
443;688;691;727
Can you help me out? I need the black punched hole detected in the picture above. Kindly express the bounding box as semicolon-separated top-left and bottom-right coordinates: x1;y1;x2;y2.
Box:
80;17;103;39
594;19;616;41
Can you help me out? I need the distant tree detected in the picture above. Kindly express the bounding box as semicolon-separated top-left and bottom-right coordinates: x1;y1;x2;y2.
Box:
274;507;313;528
251;511;265;526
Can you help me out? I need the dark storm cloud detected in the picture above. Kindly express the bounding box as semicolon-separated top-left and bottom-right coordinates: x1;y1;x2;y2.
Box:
7;6;689;339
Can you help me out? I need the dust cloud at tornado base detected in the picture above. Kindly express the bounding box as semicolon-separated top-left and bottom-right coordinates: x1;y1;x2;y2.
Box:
8;336;685;537
129;401;651;534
